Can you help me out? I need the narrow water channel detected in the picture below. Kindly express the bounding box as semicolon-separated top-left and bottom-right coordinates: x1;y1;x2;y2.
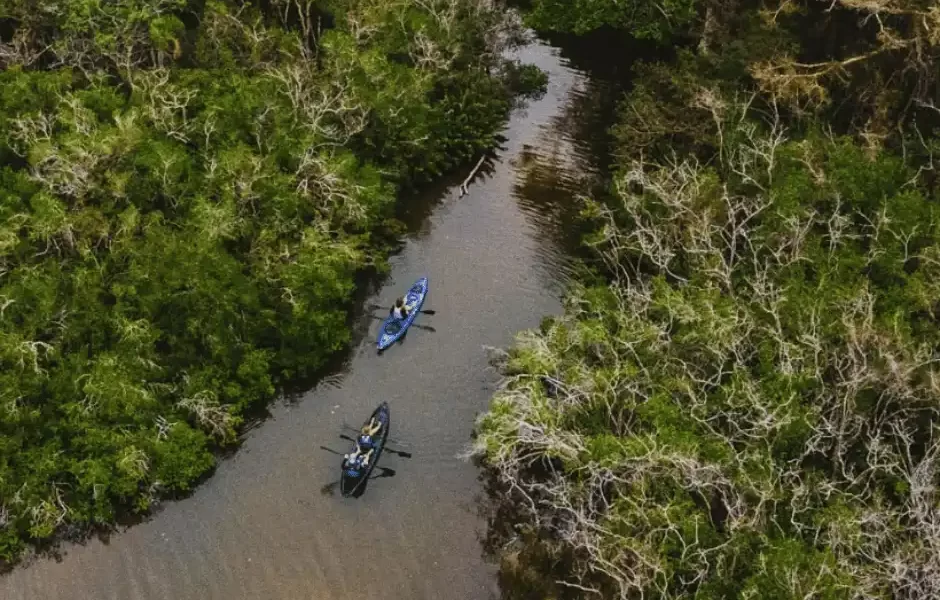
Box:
3;37;613;600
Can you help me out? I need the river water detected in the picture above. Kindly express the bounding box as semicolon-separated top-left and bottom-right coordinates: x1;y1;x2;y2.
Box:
3;36;613;600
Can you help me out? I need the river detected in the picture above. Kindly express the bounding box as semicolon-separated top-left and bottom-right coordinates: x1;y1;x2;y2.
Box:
2;35;616;600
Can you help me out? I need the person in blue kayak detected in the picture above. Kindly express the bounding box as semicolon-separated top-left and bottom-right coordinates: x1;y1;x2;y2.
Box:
390;297;409;320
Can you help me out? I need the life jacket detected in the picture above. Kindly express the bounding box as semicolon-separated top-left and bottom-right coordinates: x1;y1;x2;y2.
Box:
393;303;408;319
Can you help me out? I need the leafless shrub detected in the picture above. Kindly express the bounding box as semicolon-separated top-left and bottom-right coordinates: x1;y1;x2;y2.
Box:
132;68;196;143
176;388;235;441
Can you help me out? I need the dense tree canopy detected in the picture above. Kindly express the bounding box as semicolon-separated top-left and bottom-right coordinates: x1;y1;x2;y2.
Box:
476;0;940;599
0;0;538;562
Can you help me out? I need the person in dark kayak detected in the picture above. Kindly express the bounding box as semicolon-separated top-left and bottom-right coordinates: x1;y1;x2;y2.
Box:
390;297;409;320
343;445;375;471
343;447;363;469
358;417;383;450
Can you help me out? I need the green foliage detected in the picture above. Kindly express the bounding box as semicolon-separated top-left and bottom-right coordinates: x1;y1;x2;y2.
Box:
476;106;940;597
737;540;851;600
524;0;698;40
0;0;527;561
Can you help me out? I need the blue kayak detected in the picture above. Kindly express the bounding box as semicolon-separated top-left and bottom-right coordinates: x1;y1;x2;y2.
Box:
377;276;428;350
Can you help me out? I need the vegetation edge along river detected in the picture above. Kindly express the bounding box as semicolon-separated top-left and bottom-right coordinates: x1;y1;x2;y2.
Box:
0;0;547;565
475;0;940;598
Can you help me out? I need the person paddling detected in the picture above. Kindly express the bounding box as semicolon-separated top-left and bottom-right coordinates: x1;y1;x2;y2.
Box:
358;417;382;450
390;297;409;320
359;447;375;468
344;417;381;470
343;447;363;469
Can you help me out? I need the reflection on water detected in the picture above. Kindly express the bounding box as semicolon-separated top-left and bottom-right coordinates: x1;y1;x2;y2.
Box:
509;31;638;295
0;32;631;600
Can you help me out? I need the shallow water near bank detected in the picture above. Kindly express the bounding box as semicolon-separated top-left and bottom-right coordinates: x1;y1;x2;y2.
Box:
2;37;618;600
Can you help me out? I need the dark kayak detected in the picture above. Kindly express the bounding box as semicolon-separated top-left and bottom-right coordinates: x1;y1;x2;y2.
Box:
340;402;390;497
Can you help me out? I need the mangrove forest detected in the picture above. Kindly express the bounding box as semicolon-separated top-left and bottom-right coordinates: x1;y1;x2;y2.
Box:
475;0;940;598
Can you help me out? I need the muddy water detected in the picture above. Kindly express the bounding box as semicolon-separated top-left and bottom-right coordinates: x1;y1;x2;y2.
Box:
3;38;612;600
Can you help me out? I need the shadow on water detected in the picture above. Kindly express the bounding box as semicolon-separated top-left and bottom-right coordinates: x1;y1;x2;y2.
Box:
319;466;399;499
395;141;506;234
510;131;624;288
471;461;587;600
506;27;663;292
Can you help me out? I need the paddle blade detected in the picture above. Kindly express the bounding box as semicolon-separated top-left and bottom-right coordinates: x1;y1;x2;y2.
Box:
371;467;396;479
319;445;344;456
